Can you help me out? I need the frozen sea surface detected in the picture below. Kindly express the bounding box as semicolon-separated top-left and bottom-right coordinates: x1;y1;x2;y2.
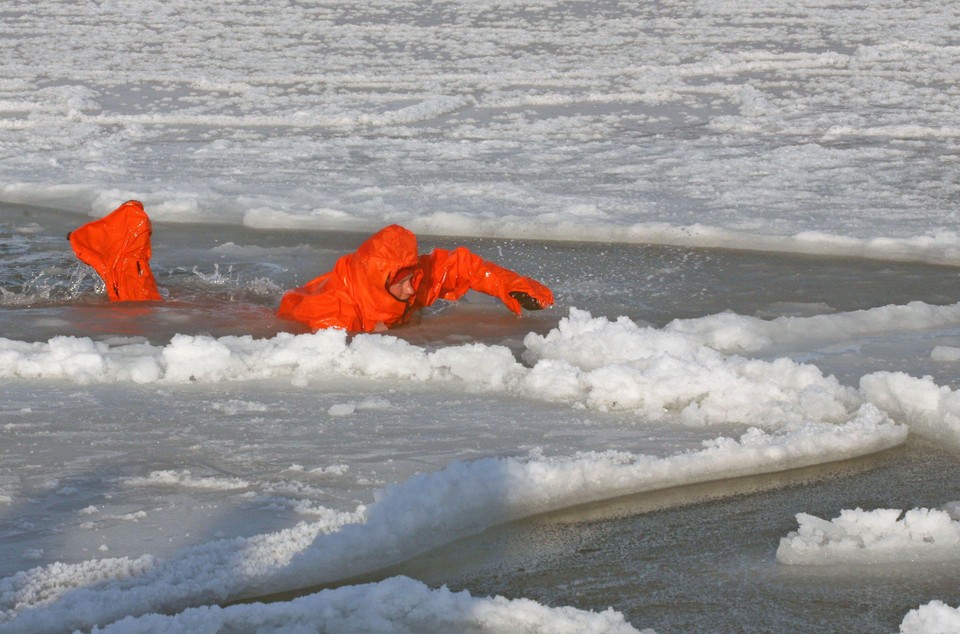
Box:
2;210;960;633
3;0;960;263
376;443;960;633
4;0;960;631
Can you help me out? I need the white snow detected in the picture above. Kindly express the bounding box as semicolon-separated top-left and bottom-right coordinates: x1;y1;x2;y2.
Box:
5;303;960;630
0;418;904;633
115;470;251;492
777;506;960;565
3;1;960;263
3;0;960;630
860;372;960;451
89;576;647;634
666;301;960;355
900;601;960;634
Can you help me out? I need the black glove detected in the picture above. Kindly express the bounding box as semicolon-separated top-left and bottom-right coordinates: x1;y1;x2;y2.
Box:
509;291;544;311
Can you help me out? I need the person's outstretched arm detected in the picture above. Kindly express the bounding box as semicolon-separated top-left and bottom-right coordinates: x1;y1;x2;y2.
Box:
415;247;554;315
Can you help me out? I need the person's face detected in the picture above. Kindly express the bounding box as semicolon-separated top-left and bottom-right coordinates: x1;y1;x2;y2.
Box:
388;272;416;301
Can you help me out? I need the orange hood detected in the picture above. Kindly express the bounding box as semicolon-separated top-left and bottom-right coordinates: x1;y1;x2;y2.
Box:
334;224;422;328
68;200;162;302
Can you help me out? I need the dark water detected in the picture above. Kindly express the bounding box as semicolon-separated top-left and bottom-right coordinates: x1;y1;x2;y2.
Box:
257;442;960;633
5;203;960;632
406;442;960;633
4;202;960;346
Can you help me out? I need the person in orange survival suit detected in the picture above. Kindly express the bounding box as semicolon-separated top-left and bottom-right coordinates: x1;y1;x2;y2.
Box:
67;200;163;302
69;202;553;331
276;224;554;332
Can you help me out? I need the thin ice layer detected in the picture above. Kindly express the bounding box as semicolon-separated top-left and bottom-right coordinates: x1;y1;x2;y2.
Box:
3;2;960;264
0;415;904;633
88;576;645;634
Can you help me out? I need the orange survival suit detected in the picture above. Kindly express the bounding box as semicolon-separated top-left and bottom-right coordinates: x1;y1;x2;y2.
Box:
68;200;162;302
277;224;554;332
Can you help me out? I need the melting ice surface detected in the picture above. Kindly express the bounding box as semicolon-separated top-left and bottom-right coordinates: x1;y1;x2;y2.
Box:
3;0;960;631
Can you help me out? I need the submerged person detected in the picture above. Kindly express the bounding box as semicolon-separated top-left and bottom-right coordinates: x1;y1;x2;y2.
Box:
68;201;554;332
68;200;163;302
276;223;554;332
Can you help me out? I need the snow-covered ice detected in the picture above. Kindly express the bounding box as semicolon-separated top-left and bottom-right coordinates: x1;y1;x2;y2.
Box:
88;576;647;634
900;601;960;634
3;0;960;631
777;506;960;566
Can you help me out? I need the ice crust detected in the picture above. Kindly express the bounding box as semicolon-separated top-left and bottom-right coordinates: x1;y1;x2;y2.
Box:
5;302;956;632
3;1;960;264
0;419;902;633
777;506;960;565
4;0;960;629
87;576;646;634
900;601;960;634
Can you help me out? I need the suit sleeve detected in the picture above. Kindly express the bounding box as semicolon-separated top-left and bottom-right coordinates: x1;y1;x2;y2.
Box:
414;247;554;315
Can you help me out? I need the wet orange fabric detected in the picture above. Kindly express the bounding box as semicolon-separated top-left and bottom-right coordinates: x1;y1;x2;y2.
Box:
68;200;162;302
277;224;554;332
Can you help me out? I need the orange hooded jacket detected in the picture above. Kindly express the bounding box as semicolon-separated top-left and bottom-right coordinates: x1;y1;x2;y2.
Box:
276;224;554;332
68;200;162;302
